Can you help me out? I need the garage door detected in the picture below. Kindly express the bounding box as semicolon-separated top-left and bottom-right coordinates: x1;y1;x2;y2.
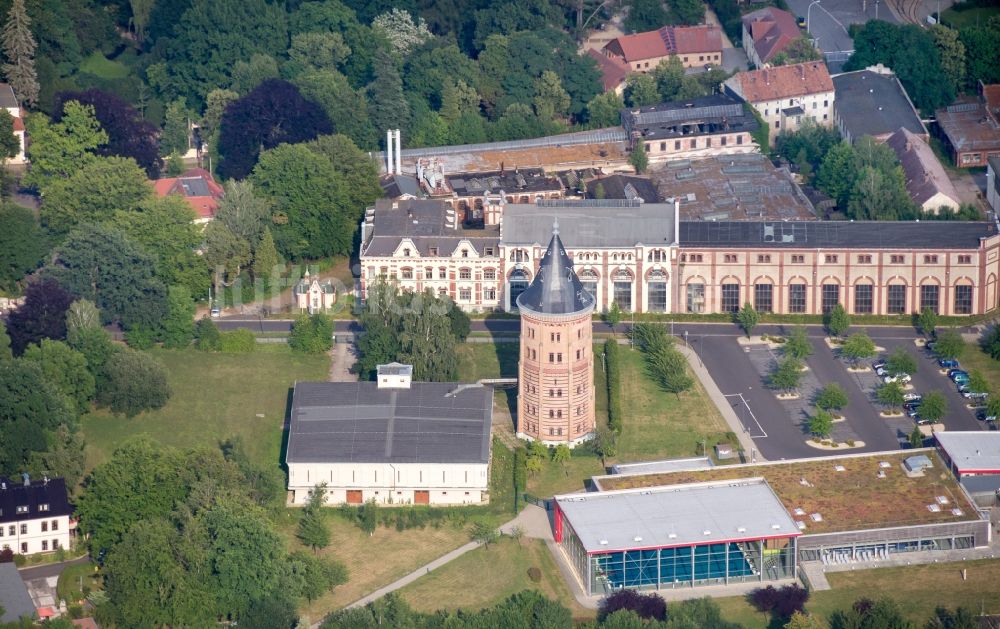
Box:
346;490;363;504
414;490;430;504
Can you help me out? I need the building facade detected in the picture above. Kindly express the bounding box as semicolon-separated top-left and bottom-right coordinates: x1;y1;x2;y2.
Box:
516;225;597;446
294;270;336;313
741;7;801;69
0;84;25;164
603;25;723;72
0;476;73;556
724;62;834;144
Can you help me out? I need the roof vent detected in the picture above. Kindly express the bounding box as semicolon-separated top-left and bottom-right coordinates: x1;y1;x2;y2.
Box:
703;530;712;535
771;524;781;530
599;539;609;545
633;535;643;542
737;526;747;533
668;533;677;539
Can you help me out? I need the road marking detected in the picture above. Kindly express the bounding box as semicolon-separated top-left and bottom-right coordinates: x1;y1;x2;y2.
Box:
724;393;768;439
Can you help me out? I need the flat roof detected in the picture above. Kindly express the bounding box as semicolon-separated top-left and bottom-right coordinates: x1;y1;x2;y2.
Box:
556;478;800;553
594;450;979;534
936;98;1000;153
286;381;493;465
679;220;995;249
831;69;927;139
612;457;715;475
501;201;676;248
936;432;1000;474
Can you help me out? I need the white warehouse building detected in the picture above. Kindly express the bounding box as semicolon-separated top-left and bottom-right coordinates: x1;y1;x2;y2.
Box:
286;364;494;506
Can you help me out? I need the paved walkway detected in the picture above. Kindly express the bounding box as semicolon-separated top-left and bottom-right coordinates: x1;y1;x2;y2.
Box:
328;340;357;382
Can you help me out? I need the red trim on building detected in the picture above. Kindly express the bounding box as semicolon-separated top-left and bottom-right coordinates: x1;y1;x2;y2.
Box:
553;501;563;543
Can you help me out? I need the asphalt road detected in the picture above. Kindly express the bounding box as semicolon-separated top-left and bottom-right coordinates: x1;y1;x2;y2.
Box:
783;0;897;70
18;556;90;581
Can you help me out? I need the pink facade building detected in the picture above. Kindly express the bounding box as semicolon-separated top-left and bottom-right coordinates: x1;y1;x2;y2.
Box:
516;223;596;446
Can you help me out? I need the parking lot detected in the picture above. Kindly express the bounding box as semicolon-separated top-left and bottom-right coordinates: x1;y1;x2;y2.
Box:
679;323;988;462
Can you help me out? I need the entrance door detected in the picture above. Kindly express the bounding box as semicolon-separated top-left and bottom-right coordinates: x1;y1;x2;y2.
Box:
346;490;363;504
414;490;430;504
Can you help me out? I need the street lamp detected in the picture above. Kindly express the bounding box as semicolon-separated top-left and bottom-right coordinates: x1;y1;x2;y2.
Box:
807;0;821;29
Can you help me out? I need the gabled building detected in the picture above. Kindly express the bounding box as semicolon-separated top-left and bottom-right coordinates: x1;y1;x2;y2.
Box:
621;94;761;161
603;25;723;72
294;269;336;314
152;168;225;223
0;83;26;164
935;82;1000;168
285;365;493;506
741;7;802;69
0;476;73;557
586;48;630;94
831;65;926;144
724;62;834;144
885;128;961;214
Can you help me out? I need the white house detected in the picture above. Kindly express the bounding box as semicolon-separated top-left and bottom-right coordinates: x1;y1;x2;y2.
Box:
724;62;835;144
0;475;73;556
0;84;25;164
294;269;336;314
285;364;494;506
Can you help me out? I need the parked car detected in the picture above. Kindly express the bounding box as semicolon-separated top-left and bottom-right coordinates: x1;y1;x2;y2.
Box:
976;410;997;422
952;374;971;385
963;391;989;400
875;367;888;376
937;358;960;369
915;417;937;425
873;360;887;371
947;368;968;378
210;306;221;318
883;373;912;384
902;392;922;402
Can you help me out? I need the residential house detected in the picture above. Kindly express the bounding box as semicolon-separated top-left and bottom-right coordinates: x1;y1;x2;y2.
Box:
0;83;25;164
935;82;1000;168
742;7;802;69
152;168;225;224
0;562;34;623
724;61;834;144
294;269;336;314
603;25;723;72
987;156;1000;213
831;65;926;144
0;475;73;557
586;48;630;94
285;365;493;506
621;94;761;161
885;127;961;213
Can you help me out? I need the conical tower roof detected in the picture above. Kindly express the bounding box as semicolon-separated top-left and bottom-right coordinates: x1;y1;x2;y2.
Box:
516;221;595;316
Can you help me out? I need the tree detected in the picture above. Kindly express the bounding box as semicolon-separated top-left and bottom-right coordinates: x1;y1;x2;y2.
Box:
552;443;570;471
625;73;659;107
919;390;947;423
0;203;48;293
287;551;347;602
928;606;978;629
907;424;924;448
966;370;990;396
629;140;649;174
918;307;939;338
368;48;410;138
471;522;499;548
831;597;911;629
372;9;433;56
934;329;965;360
66;299;101;344
23;101;107;190
253;228;280;285
289;313;334;354
671;0;706;25
196;318;222;351
99;350;171;417
533;70;571;122
128;0;155;43
160;98;190;156
447;301;471;342
959;18;1000;87
809;410;834;438
229;54;280;95
784;327;813;360
841;333;876;366
586;91;624;127
772;37;821;66
22;339;95;412
929;25;966;95
286;32;351;78
815;142;858;206
736;302;760;338
815;383;848;413
40;156;151;235
0;321;9;360
203;222;251;288
877;381;906;410
5;278;74;355
0;110;19;162
1;0;38;107
625;0;668;33
769;357;803;394
161;286;195;349
201;88;240;141
217;79;332;180
215;181;272;246
358;499;378;536
298;484;331;553
883;347;917;377
825;304;850;337
54;90;162;177
600;589;667;621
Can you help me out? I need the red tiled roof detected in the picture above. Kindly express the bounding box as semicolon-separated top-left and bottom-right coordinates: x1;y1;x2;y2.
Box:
151;168;225;220
982;83;1000;111
731;62;833;102
586;49;630;92
742;7;801;64
604;25;722;63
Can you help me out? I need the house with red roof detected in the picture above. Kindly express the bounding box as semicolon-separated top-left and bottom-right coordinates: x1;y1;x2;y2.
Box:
723;62;834;144
742;7;802;69
0;83;25;164
152;168;225;223
586;48;630;94
602;24;722;73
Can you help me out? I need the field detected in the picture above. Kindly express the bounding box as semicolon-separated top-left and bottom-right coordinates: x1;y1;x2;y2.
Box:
80;345;330;470
397;537;595;620
78;51;130;79
717;558;1000;627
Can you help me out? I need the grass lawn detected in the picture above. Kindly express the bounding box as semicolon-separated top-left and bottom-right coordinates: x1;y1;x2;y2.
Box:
78;51;130;79
397;537;595;620
717;558;1000;628
80;345;329;471
56;561;101;604
457;342;519;380
956;340;1000;390
942;5;1000;28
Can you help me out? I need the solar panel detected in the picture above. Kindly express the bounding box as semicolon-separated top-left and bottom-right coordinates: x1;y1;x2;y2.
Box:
634;103;743;125
946;102;978;113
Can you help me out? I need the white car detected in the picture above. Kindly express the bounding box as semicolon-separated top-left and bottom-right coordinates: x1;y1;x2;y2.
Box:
902;392;921;401
210;306;221;318
883;373;912;384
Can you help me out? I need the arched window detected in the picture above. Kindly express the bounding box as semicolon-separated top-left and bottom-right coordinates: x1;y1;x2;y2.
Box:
647;269;667;312
509;269;530;308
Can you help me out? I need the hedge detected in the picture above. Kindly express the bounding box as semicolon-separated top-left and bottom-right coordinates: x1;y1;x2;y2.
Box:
605;339;623;433
219;328;256;353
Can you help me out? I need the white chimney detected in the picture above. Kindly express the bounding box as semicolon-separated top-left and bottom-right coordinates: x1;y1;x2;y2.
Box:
377;362;413;389
386;130;394;175
394;129;402;175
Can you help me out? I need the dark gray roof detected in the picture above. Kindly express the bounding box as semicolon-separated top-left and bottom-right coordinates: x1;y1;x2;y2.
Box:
380;175;421;199
0;477;73;524
679;220;995;249
362;199;500;257
447;168;563;197
832;69;926;140
286;381;492;464
621;94;759;141
585;175;661;203
0;84;17;109
0;562;34;623
516;228;595;315
502;202;676;248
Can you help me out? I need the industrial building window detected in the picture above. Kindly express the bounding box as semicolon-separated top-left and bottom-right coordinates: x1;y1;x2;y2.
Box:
549;353;554;363
789;284;806;313
757;254;771;263
614;281;632;311
686;283;705;313
921;285;939;314
721;283;740;313
551;333;560;342
648;281;667;312
887;285;906;313
890;255;904;264
954;285;973;314
857;255;872;264
791;255;805;263
924;255;939;264
958;255;972;264
754;284;773;313
854;284;873;314
821;284;840;313
825;254;838;264
724;254;738;263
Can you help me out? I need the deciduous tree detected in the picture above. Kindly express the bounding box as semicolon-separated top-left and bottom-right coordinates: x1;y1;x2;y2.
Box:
24;101;107;190
5;278;74;355
586;91;625;127
22;339;95;412
885;347;917;376
203;222;251;288
736;302;760;338
40;156;151;235
877;381;905;410
625;0;668;33
815;383;849;413
933;328;965;360
841;333;876;366
161;286;195;349
0;109;20;161
372;9;433;56
629;139;649;174
918;307;939;338
929;25;966;94
825;304;850;337
99;349;171;417
769;357;803;394
0;203;47;292
784;327;813;360
0;359;75;476
215;180;272;246
809;410;833;438
918;390;947;423
625;73;659;107
252;227;280;285
368;48;410;137
297;483;331;553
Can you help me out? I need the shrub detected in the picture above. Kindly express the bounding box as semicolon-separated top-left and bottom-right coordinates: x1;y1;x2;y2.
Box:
13;553;25;567
219;328;256;353
527;566;542;583
749;585;779;612
195;317;222;351
599;589;667;621
0;548;12;563
289;313;334;354
773;584;810;618
605;339;623;433
99;349;171;417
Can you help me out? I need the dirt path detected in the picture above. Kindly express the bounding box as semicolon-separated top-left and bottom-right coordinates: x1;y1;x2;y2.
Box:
329;340;357;382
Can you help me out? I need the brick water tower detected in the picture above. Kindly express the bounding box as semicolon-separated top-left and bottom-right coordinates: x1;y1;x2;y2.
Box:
516;221;596;446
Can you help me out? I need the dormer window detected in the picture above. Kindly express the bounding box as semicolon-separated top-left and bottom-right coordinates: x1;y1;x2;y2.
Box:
403;248;411;257
429;247;438;256
461;249;469;258
38;504;49;512
15;506;28;514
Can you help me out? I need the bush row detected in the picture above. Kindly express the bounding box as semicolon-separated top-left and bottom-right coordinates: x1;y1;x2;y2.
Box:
605;339;623;433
